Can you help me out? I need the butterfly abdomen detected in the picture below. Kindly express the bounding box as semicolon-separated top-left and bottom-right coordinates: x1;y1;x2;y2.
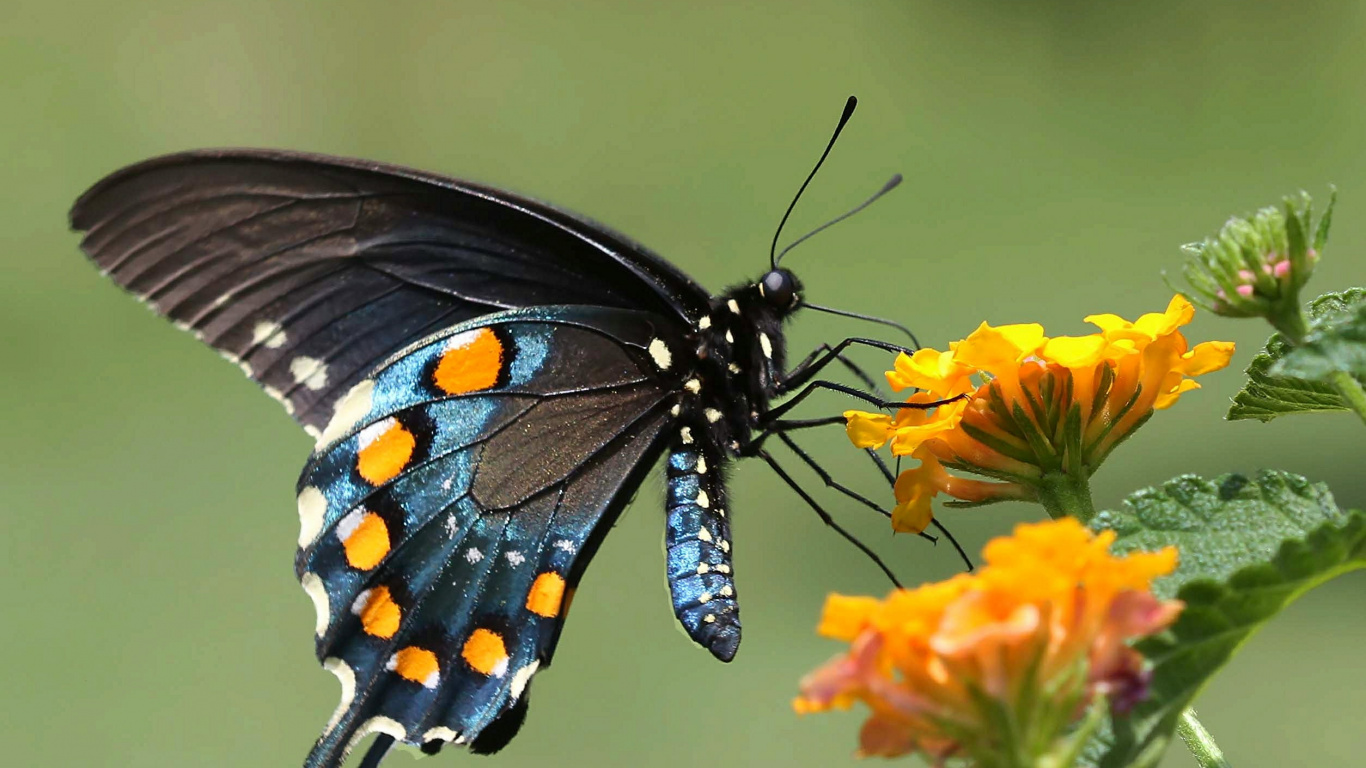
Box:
664;445;740;661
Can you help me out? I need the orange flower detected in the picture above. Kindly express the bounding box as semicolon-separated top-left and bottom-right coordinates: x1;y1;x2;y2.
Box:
795;519;1183;764
845;296;1234;530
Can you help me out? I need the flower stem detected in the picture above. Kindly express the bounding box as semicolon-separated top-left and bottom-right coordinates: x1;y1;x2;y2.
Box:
1035;472;1097;523
1327;370;1366;426
1177;709;1232;768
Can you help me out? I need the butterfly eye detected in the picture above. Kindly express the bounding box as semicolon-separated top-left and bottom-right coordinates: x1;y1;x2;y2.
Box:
760;269;797;309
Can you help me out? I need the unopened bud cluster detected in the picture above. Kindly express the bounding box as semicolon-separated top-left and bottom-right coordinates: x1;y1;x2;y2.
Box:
1180;191;1333;339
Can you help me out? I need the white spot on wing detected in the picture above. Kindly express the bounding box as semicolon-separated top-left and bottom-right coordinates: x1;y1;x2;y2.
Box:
465;547;483;563
424;727;459;744
554;539;576;553
290;356;329;390
356;417;395;450
444;513;459;538
728;363;742;374
506;550;525;566
510;660;540;700
322;658;356;735
724;330;734;344
684;378;701;394
252;320;287;349
703;613;716;623
648;338;672;370
720;585;734;597
698;316;712;330
350;589;373;615
704;408;722;423
318;379;374;448
720;540;730;553
699;592;713;604
759;332;773;359
697;563;710;574
443;328;483;351
335;509;365;543
680;427;693;445
727;299;740;315
296;486;326;547
695;490;710;508
715;564;731;574
695;456;707;474
344;717;407;760
301;572;330;637
670;403;681;416
697;527;712;543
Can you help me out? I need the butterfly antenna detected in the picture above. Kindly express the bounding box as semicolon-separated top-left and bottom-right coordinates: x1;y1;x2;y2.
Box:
770;95;858;269
774;174;902;266
803;302;922;349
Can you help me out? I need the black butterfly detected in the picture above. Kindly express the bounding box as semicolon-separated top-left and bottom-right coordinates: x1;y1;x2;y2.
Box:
70;97;956;767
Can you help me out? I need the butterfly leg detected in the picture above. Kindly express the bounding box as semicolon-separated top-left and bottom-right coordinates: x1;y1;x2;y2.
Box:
776;433;974;570
785;342;887;395
775;336;911;397
754;447;903;587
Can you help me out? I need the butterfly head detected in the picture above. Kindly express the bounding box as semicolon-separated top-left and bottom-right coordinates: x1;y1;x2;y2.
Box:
757;268;802;314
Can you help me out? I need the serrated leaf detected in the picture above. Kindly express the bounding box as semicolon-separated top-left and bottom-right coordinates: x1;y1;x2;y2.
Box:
1227;290;1366;421
1274;290;1366;379
1080;472;1366;768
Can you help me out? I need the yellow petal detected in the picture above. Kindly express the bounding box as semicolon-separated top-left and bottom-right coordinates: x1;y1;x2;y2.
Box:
1154;378;1200;409
1083;313;1130;333
1133;294;1196;339
817;594;884;641
1041;335;1108;368
891;493;934;534
887;348;974;396
845;410;893;449
1178;340;1236;376
891;458;944;533
954;322;1046;373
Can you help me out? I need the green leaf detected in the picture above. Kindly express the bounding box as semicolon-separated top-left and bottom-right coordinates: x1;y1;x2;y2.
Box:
1080;472;1366;768
1274;289;1366;379
1227;289;1366;421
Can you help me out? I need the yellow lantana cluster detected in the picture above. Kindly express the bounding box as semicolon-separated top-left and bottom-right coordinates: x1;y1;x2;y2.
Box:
845;296;1235;532
795;518;1183;765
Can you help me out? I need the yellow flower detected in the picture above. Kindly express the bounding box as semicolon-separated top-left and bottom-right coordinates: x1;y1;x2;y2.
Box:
795;519;1183;764
845;297;1235;526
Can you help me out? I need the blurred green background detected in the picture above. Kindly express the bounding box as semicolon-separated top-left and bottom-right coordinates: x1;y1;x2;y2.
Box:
3;1;1364;766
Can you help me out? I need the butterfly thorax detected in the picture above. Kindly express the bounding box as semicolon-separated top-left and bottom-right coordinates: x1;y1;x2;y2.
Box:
681;269;802;458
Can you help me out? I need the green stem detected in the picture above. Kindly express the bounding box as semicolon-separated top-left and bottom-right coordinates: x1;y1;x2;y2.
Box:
1177;709;1232;768
1035;471;1097;523
1327;370;1366;426
1269;306;1310;346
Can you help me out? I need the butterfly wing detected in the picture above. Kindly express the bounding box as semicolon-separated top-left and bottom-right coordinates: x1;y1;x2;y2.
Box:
294;305;685;767
69;149;710;434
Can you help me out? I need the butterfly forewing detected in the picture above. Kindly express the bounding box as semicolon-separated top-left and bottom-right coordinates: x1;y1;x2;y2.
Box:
70;150;710;433
294;307;684;764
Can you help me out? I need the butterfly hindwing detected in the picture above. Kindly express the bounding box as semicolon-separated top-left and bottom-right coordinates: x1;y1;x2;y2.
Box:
293;306;685;766
70;150;710;433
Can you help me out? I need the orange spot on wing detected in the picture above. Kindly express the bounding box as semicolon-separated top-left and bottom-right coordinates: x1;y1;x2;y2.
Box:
356;419;416;485
357;586;401;638
342;512;390;570
462;628;510;677
433;328;503;395
392;646;440;687
526;572;566;618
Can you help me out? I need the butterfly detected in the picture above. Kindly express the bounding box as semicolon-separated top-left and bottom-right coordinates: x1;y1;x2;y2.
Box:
70;97;943;767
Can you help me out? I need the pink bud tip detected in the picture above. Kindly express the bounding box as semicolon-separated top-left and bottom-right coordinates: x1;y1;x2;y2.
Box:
1236;284;1255;298
1237;270;1256;282
1273;260;1292;278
